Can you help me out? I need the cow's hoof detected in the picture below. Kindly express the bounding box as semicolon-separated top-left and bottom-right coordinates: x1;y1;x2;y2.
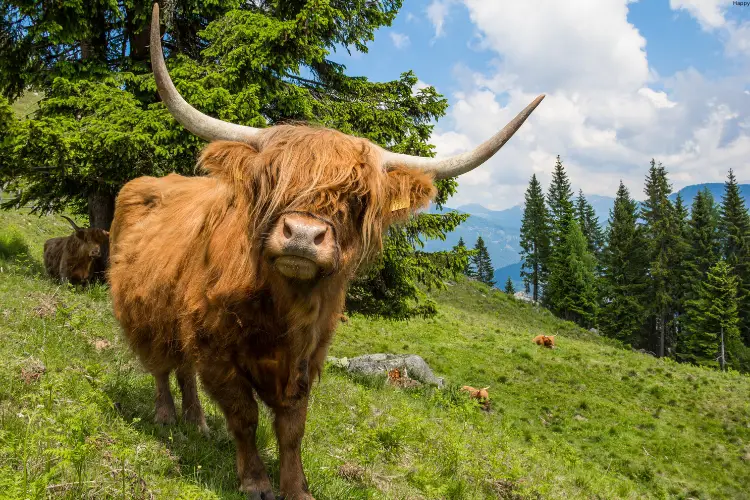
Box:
196;421;210;436
154;409;176;426
278;493;314;500
245;489;275;500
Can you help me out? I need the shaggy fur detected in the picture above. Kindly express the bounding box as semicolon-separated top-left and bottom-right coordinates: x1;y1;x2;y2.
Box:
108;125;437;499
43;219;109;284
533;334;556;348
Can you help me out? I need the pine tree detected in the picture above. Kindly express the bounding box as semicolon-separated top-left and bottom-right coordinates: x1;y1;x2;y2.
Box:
672;193;692;345
544;155;576;310
453;237;473;276
519;174;551;302
504;277;515;295
719;169;750;345
684;259;743;370
471;236;495;287
677;188;722;359
547;219;599;327
547;155;575;244
599;181;649;346
640;160;681;357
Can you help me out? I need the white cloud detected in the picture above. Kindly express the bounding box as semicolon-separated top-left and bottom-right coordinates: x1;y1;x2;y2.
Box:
425;0;750;210
412;79;433;96
670;0;730;29
390;32;411;49
670;0;750;57
427;0;455;38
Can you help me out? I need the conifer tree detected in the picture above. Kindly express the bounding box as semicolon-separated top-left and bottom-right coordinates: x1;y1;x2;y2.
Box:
453;237;473;276
672;193;692;341
544;155;576;309
471;236;495;287
640;160;681;357
684;259;743;370
547;219;598;327
719;169;750;345
547;155;575;243
519;173;551;302
599;181;649;346
684;190;721;305
677;188;722;358
504;277;515;295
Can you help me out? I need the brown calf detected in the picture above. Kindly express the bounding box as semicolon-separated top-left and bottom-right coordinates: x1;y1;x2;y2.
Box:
461;385;491;409
533;334;556;348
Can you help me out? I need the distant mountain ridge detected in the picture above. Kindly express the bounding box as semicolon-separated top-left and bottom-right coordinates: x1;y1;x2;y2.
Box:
422;182;750;288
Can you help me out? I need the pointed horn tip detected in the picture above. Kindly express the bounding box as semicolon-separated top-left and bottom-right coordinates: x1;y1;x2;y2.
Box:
152;2;159;17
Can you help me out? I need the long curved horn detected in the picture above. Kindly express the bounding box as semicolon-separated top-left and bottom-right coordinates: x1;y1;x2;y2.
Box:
61;216;81;232
380;94;545;180
150;3;265;147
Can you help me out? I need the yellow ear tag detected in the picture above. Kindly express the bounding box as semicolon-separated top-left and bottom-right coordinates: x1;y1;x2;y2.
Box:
390;193;410;212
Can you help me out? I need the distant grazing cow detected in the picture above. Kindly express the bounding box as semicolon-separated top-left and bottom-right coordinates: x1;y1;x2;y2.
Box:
43;216;109;285
533;335;556;348
107;5;544;499
461;385;490;409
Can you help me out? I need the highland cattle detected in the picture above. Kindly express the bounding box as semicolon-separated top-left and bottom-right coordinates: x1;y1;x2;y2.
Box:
107;4;545;498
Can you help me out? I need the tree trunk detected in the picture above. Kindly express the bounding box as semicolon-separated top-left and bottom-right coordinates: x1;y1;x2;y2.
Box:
88;191;115;230
720;326;726;372
659;313;665;358
88;191;115;284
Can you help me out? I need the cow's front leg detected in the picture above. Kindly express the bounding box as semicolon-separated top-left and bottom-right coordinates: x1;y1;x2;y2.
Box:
273;397;313;500
200;371;274;500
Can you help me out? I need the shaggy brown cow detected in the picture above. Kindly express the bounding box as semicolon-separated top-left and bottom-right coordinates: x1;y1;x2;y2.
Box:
107;5;545;499
533;334;556;348
43;216;109;285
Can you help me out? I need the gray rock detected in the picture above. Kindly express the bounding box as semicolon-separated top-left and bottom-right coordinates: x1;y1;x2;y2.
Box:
329;353;445;388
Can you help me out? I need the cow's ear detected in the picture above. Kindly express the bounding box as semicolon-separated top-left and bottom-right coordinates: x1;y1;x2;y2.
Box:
383;166;437;224
197;140;259;184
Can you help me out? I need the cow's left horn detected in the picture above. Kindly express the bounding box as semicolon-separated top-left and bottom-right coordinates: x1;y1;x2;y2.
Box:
379;94;545;180
150;3;266;148
62;215;81;231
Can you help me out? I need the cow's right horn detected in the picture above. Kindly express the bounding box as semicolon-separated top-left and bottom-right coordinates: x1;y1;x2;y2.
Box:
150;3;266;148
379;94;544;180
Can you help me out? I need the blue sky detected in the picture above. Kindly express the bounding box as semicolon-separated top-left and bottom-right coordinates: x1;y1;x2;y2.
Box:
324;1;750;209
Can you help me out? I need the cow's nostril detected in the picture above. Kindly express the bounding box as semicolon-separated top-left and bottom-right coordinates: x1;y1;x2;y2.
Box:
313;229;326;246
283;220;293;239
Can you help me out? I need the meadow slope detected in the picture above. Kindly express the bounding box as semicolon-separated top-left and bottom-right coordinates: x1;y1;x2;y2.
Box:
1;208;749;499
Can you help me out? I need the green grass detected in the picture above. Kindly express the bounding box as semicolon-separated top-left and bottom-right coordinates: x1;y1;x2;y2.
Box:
1;207;749;499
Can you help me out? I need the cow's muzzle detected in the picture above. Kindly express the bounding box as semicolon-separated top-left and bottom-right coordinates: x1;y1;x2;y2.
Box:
266;212;338;280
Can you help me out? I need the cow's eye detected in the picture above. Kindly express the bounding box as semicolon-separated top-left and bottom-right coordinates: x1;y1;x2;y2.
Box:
349;197;365;221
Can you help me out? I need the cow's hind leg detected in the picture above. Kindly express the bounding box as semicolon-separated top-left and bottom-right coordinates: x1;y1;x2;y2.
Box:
200;371;274;500
154;371;177;425
176;365;209;435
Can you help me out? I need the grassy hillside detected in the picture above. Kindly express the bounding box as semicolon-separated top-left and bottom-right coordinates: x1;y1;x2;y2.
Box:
1;208;749;499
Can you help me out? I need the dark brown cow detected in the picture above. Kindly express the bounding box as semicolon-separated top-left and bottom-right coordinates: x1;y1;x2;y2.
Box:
107;5;545;499
43;216;109;285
